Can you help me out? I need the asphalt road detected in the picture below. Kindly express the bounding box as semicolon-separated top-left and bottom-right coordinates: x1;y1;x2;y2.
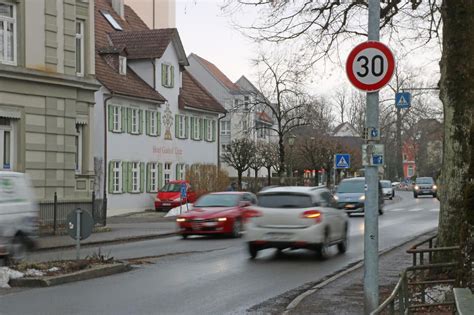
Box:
0;191;439;315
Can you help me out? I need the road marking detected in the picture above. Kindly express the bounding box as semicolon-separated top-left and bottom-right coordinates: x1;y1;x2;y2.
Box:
409;208;423;212
430;208;440;212
387;208;405;212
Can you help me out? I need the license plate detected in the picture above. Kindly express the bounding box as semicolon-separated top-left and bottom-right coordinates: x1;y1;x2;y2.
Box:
203;222;217;227
263;232;292;241
192;224;202;230
345;204;355;209
163;203;171;206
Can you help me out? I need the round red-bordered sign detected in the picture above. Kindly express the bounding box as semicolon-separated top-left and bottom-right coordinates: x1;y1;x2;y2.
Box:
346;41;395;92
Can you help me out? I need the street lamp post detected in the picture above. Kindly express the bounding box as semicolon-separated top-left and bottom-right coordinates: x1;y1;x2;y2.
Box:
288;135;296;185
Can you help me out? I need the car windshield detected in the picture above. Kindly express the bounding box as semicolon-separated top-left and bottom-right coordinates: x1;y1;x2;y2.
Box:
257;193;313;208
380;181;391;188
194;194;240;207
337;180;365;193
160;183;182;192
416;178;434;184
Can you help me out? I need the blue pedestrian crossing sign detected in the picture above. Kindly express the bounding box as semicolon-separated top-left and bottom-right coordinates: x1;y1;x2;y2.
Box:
335;154;350;169
180;183;187;198
395;92;411;109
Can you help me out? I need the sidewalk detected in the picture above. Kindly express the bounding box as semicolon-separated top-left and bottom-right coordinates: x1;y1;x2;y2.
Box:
285;230;438;315
37;211;177;250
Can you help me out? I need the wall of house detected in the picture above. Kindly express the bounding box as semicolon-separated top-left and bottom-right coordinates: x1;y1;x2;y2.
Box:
128;60;154;87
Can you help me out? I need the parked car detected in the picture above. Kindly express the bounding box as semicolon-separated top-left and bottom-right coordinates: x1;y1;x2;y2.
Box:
413;177;437;198
380;180;395;200
176;192;257;238
0;172;38;262
334;177;384;216
245;186;348;260
391;181;400;188
154;180;197;211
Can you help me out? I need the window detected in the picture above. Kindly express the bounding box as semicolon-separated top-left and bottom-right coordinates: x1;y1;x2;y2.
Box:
101;11;123;30
0;3;16;65
148;163;160;192
149;111;157;136
112;161;122;193
257;126;267;139
111;106;121;132
221;144;231;153
242;116;248;133
191;117;201;140
75;125;83;173
119;56;127;75
161;64;174;88
220;121;230;136
164;162;172;184
0;118;13;170
131;108;140;134
131;162;140;193
234;99;239;107
205;119;213;141
244;96;250;110
176;164;185;180
75;20;84;76
176;115;186;139
407;165;414;177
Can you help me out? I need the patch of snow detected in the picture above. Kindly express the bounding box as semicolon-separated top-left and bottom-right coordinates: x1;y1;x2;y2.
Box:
0;267;24;288
48;267;60;272
424;284;452;303
24;269;44;277
165;204;193;217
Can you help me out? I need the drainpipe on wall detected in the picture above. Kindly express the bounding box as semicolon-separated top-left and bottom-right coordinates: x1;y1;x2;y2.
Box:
217;112;227;171
103;93;114;224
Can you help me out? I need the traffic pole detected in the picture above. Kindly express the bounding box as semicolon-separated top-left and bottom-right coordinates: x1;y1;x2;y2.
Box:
364;0;380;313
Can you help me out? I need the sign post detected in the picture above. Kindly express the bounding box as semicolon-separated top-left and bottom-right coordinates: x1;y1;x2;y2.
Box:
346;1;395;313
67;208;93;260
180;183;187;215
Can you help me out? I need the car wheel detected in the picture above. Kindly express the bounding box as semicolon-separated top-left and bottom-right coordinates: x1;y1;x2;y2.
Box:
379;207;384;215
433;193;437;198
7;236;27;265
248;243;259;259
337;225;348;254
231;218;242;238
181;234;188;240
389;196;393;200
414;193;418;198
316;230;330;260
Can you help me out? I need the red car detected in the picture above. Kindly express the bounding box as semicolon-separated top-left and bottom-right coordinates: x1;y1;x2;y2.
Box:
176;192;257;239
155;180;197;211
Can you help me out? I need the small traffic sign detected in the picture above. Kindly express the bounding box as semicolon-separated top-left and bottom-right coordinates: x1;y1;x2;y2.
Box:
395;92;411;109
180;183;187;199
335;154;351;169
346;41;395;92
362;144;385;166
364;127;380;140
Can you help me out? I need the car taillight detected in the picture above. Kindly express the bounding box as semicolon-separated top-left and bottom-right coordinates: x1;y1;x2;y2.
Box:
245;209;262;218
301;210;323;223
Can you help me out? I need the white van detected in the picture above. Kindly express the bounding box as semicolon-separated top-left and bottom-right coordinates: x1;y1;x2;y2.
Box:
0;172;38;262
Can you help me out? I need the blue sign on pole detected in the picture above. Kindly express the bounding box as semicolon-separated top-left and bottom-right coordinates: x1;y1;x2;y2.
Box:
335;154;351;169
395;92;411;109
180;184;187;199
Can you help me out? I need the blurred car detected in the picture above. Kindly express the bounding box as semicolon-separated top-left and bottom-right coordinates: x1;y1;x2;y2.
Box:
380;180;395;200
0;172;38;262
176;192;257;238
413;177;437;198
245;186;348;259
154;180;197;211
334;177;384;216
391;181;400;188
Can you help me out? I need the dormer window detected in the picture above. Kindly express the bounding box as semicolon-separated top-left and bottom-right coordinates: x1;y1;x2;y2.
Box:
119;56;127;75
101;11;123;31
161;64;174;88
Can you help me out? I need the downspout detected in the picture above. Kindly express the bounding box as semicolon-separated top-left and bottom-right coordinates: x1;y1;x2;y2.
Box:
103;93;114;224
217;112;227;171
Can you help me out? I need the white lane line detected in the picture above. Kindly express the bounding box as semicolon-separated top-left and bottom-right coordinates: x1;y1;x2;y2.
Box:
430;208;440;212
387;208;405;212
409;208;423;212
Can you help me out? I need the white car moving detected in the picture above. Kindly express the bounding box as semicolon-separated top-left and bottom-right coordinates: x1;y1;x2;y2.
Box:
245;186;349;260
380;180;395;200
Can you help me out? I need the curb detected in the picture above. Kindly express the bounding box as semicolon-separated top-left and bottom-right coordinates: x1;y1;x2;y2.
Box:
282;228;437;314
36;232;178;252
9;262;131;287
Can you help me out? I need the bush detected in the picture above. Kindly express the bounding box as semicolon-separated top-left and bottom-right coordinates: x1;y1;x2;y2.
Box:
186;164;230;198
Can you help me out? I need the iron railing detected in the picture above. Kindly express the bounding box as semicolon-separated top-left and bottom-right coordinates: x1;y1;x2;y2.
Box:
371;234;460;314
39;192;105;235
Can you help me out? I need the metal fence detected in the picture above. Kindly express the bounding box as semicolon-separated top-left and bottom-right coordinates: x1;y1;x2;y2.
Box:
371;234;460;314
39;192;105;235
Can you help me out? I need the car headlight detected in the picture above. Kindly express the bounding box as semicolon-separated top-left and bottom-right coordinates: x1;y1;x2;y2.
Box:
217;217;227;222
334;195;339;201
176;218;186;222
414;185;420;190
359;195;366;201
432;185;437;190
155;197;161;202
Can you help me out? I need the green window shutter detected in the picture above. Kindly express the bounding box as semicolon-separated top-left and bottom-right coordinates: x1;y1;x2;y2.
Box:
128;163;133;193
170;66;174;88
121;107;126;133
122;161;128;194
127;108;132;134
108;161;114;193
190;117;195;140
175;164;179;180
139;110;143;134
145;111;150;136
158;163;163;189
185;116;189;139
157;112;161;136
175;115;179;139
161;64;166;87
146;163;151;193
200;119;204;141
212;120;216;142
203;119;208;141
108;105;114;132
140;162;145;193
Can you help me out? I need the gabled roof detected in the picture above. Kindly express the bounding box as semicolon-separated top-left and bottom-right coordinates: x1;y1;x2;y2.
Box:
333;122;360;137
95;0;165;102
179;71;227;114
189;53;241;92
109;29;189;66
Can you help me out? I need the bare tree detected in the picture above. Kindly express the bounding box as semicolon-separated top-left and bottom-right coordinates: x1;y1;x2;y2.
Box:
221;138;255;189
260;141;280;186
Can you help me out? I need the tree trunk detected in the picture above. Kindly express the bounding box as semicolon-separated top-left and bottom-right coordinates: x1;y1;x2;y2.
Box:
237;171;243;191
278;134;286;184
396;108;404;181
437;1;474;287
267;166;271;185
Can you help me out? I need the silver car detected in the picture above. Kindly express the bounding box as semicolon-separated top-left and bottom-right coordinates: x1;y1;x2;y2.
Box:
380;180;395;200
245;186;349;260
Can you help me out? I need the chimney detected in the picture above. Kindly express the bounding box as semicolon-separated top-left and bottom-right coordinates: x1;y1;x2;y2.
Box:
111;0;124;18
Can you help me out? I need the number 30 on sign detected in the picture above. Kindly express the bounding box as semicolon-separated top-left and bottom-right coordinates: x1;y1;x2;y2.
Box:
346;41;395;92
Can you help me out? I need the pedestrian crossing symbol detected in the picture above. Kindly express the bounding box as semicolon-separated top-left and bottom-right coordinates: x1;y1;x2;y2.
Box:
335;154;350;169
395;92;411;109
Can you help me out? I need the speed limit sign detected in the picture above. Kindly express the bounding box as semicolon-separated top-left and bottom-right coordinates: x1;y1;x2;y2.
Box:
346;41;395;92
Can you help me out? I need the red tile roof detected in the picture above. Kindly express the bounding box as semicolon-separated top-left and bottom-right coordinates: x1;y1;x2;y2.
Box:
179;71;226;114
191;53;241;92
95;0;165;102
